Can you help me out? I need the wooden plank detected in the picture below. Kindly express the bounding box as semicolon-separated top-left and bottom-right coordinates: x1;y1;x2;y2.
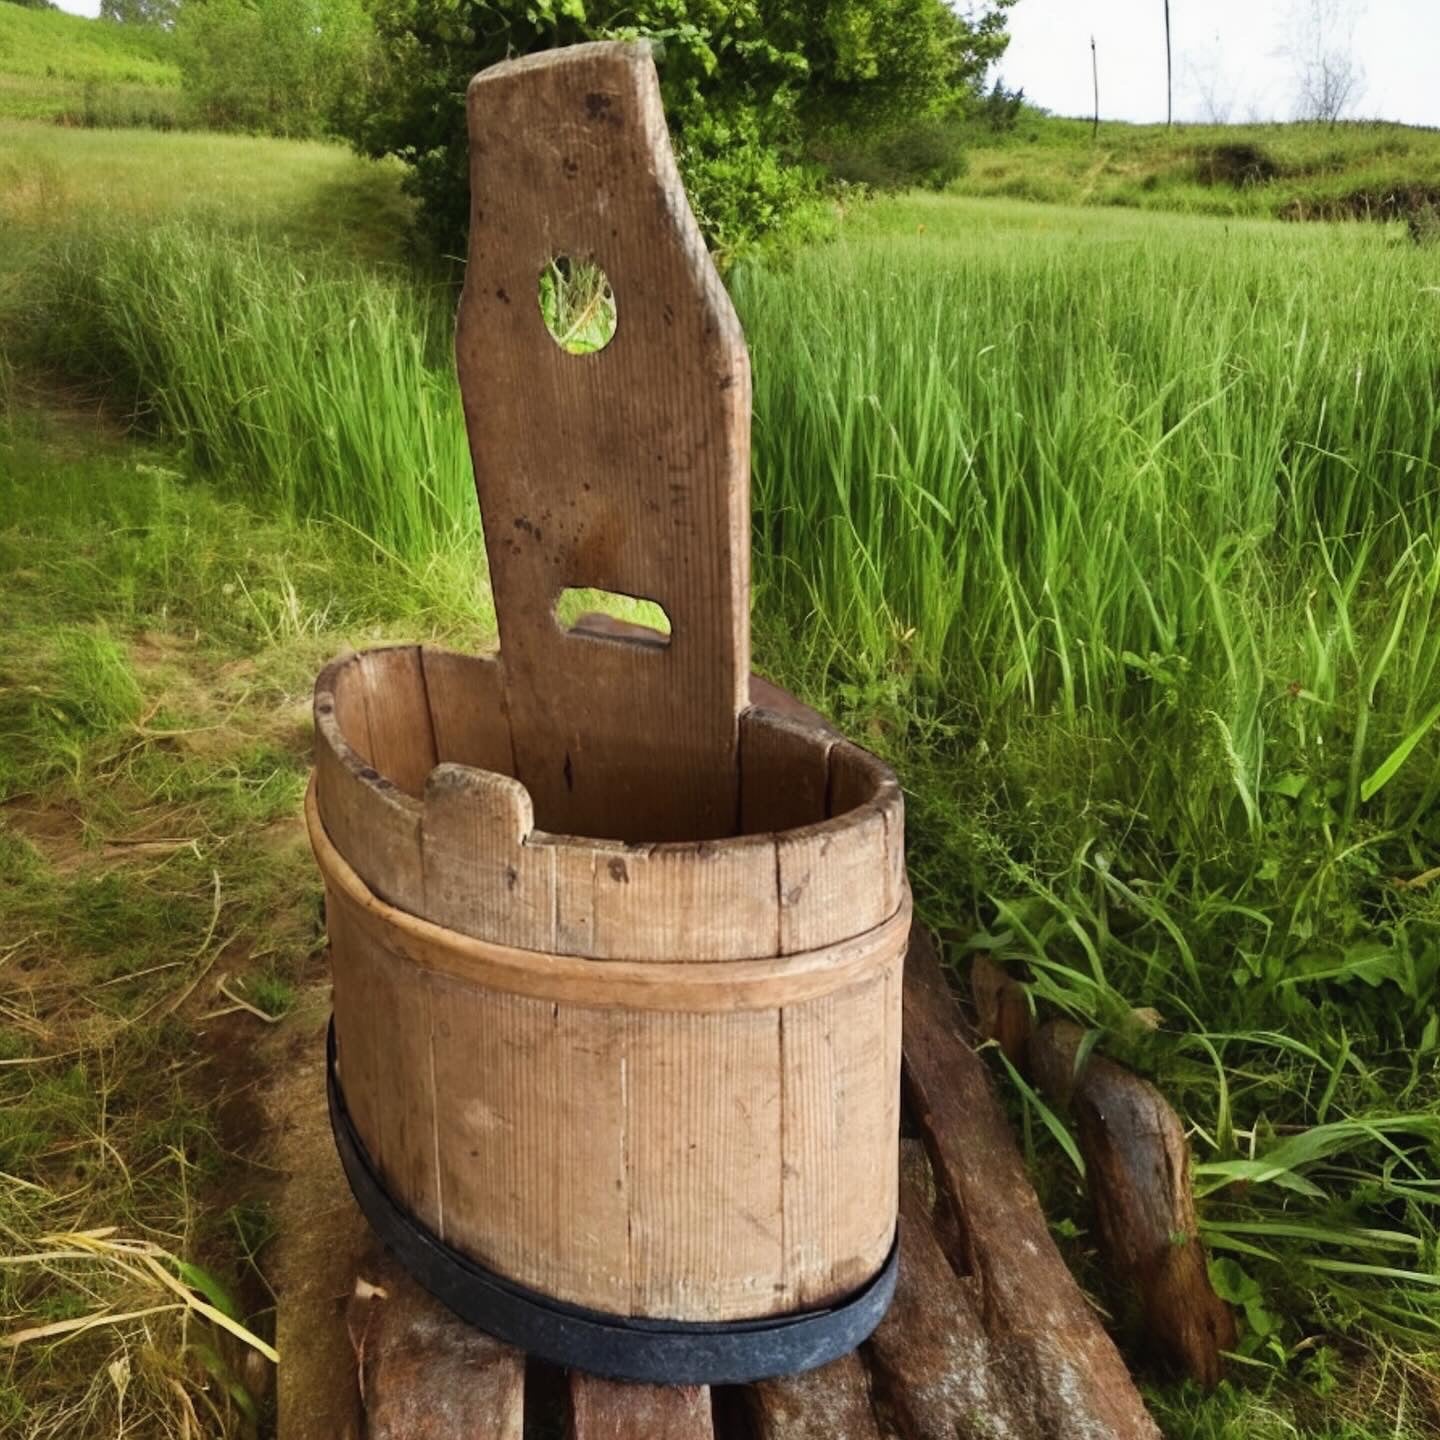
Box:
311;791;911;1014
357;646;438;799
421;763;556;950
327;897;387;1178
625;1008;784;1319
828;741;906;918
314;737;425;915
588;834;780;961
739;706;834;835
350;1253;525;1440
569;1374;712;1439
864;1147;1029;1440
775;807;891;956
323;652;373;764
328;903;441;1233
551;831;600;956
750;1351;882;1440
780;970;898;1307
314;654;427;913
902;931;1163;1439
430;976;631;1312
1030;1020;1237;1385
458;44;750;843
421;646;515;774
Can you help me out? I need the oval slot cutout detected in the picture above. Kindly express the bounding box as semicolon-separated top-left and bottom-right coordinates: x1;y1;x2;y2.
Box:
556;588;671;649
538;257;617;355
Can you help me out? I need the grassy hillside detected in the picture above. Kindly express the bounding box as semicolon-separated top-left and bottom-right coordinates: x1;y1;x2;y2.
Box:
956;113;1440;225
0;0;179;123
0;122;414;261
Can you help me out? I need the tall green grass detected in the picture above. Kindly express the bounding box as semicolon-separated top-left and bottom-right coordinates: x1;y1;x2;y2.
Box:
25;226;471;556
0;0;178;122
738;195;1440;1378
8;194;1440;1421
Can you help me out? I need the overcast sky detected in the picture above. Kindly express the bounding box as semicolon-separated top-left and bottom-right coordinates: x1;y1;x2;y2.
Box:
1003;1;1437;126
52;0;1440;128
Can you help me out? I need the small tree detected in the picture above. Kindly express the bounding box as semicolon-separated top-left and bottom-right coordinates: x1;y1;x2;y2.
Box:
1289;0;1364;125
342;0;1019;260
1186;53;1235;124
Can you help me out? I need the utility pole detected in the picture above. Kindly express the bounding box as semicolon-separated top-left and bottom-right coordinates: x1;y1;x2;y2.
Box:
1091;35;1099;140
1164;0;1173;127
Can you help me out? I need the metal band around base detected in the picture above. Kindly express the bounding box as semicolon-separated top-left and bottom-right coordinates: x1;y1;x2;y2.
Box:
326;1019;899;1385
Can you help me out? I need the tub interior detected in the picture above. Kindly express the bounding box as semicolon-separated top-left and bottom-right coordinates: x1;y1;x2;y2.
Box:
326;645;884;845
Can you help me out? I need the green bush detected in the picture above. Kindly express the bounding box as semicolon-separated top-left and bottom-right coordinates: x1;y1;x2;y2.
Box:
341;0;1017;260
174;0;370;139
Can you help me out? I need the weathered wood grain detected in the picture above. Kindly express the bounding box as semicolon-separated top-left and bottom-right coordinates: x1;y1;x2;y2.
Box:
569;1374;713;1439
421;763;557;950
780;969;900;1307
969;953;1032;1069
625;1007;785;1319
902;931;1163;1439
347;1254;525;1440
865;1147;1028;1440
357;646;437;799
1030;1019;1237;1386
739;707;834;836
421;646;514;774
749;1351;883;1440
458;43;750;842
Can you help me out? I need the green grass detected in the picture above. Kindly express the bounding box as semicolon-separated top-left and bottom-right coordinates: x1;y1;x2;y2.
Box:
0;406;495;1439
735;193;1440;1428
22;225;469;554
0;0;179;122
0;120;414;260
4;109;1440;1436
956;113;1440;222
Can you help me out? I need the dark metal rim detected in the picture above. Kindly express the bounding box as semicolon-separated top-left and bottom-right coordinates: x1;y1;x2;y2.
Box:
326;1018;898;1384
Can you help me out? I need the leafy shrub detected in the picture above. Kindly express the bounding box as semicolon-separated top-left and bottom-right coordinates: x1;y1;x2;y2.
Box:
175;0;370;139
973;78;1025;132
1194;142;1281;188
341;0;1018;260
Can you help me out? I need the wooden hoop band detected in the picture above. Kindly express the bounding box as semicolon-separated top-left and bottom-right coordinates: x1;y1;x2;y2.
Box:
308;777;910;1014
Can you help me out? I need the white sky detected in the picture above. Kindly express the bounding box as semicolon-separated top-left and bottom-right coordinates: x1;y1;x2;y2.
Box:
52;0;1440;128
1002;0;1440;126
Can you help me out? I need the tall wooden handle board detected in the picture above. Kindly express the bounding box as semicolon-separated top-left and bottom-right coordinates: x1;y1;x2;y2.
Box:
456;42;751;844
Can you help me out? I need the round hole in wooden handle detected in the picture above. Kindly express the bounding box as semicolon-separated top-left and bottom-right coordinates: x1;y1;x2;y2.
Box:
457;43;751;844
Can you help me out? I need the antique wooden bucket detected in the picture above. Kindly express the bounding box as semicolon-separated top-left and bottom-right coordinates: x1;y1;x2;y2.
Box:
307;41;908;1384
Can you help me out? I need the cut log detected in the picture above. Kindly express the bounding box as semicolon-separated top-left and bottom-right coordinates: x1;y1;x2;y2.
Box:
1030;1020;1237;1387
865;1144;1030;1439
969;953;1031;1068
902;931;1163;1439
569;1373;713;1438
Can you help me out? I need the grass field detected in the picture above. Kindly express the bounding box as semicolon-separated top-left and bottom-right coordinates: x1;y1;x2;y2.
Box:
0;1;179;124
956;112;1440;223
2;75;1439;1440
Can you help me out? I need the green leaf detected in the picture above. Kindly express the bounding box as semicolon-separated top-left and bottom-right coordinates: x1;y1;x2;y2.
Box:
994;1049;1086;1178
1267;772;1308;799
1360;696;1440;802
174;1259;242;1324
